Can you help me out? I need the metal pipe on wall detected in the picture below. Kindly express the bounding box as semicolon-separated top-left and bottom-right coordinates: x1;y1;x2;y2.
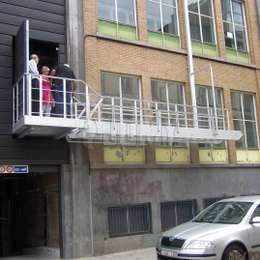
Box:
183;0;198;128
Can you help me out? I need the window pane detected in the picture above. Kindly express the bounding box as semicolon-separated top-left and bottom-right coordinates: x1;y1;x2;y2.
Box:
246;122;258;148
190;13;201;41
99;0;116;21
231;92;242;119
162;5;178;35
102;72;120;96
147;1;162;32
152;80;167;102
233;120;245;148
201;16;215;43
162;0;176;6
224;22;235;48
243;94;255;121
232;1;244;25
200;0;212;16
117;0;135;26
235;26;247;51
121;76;139;99
188;0;198;13
168;82;184;104
221;0;232;22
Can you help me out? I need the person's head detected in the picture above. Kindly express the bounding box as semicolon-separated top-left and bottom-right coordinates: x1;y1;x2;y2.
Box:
41;66;50;75
50;69;56;76
31;54;39;64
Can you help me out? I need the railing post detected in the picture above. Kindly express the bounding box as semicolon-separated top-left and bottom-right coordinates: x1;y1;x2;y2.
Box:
112;97;115;128
119;97;123;124
39;76;43;117
63;79;67;118
28;74;32;116
86;84;90;119
22;76;25;116
175;104;179;128
134;100;138;125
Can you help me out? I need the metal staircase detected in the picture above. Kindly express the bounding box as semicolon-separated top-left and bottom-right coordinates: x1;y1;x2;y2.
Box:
13;73;242;144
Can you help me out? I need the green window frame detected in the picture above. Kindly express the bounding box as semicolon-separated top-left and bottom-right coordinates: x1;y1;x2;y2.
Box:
98;0;137;40
147;0;181;49
188;0;218;57
221;0;250;63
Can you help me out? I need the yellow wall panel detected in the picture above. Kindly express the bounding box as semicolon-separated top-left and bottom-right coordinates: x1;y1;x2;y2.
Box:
199;149;213;163
104;146;123;163
172;148;190;163
123;146;145;163
236;150;248;163
155;148;171;163
212;149;228;163
247;150;260;163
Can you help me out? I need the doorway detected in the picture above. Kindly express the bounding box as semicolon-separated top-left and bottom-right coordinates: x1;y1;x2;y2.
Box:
29;39;59;71
0;173;60;257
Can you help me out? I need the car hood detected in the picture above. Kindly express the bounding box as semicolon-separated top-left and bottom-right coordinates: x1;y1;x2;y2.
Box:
163;221;243;241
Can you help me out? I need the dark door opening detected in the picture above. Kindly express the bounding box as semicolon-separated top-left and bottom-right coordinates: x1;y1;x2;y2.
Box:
30;39;59;72
0;173;60;257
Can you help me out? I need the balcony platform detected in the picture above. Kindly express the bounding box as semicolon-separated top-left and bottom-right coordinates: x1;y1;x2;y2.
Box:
13;73;242;145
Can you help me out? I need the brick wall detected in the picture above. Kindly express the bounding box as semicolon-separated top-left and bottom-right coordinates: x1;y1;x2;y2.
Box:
83;0;260;166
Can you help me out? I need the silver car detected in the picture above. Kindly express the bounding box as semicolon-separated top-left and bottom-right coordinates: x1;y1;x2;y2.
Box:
156;196;260;260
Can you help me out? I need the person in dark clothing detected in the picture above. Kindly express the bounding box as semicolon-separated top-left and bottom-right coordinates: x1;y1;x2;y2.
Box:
54;64;76;117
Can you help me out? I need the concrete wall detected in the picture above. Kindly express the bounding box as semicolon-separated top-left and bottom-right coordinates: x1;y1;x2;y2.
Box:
91;166;260;255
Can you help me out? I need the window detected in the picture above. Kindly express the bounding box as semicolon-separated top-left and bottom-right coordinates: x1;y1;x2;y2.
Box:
147;0;180;48
108;204;152;236
101;72;140;123
231;92;259;149
221;0;249;63
252;204;260;218
196;85;224;130
161;200;197;231
98;0;137;40
151;79;186;127
188;0;217;56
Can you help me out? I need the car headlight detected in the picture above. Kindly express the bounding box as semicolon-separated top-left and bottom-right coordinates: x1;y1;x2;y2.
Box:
184;240;215;249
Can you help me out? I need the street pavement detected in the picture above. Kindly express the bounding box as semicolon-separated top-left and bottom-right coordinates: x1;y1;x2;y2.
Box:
1;247;157;260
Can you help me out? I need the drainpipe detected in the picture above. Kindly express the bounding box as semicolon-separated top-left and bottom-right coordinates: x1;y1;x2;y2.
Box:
184;0;198;128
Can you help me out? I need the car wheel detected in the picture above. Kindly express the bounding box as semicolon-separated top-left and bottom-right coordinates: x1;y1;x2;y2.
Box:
222;244;247;260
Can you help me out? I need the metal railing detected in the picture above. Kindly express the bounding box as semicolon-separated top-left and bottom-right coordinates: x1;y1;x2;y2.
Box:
13;73;235;143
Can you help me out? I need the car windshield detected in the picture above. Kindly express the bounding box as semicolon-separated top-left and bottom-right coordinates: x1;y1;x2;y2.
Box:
193;201;253;224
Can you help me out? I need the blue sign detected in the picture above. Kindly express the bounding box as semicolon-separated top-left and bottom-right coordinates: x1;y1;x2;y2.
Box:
0;165;29;174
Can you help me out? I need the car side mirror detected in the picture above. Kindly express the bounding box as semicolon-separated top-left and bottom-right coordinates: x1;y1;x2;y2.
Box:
251;216;260;224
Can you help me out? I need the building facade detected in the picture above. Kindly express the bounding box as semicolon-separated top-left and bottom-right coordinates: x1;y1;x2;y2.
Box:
81;0;260;256
1;0;260;259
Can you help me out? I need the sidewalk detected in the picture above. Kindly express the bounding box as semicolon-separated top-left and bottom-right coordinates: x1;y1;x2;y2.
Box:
2;248;157;260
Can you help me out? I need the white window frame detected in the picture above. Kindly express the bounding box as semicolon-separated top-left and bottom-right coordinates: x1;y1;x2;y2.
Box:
222;0;249;52
196;85;226;148
147;0;180;37
232;92;259;149
188;0;217;44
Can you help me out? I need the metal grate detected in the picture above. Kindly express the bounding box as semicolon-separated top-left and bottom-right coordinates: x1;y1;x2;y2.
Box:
161;237;186;248
108;203;151;237
161;200;197;231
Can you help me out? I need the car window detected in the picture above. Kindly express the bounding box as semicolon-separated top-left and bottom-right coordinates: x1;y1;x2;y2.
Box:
193;201;253;224
252;204;260;218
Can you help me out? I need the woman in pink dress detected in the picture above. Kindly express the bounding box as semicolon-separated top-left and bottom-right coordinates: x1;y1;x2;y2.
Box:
41;66;55;116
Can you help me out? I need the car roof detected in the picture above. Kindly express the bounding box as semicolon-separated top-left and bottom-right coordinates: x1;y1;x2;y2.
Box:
219;195;260;203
